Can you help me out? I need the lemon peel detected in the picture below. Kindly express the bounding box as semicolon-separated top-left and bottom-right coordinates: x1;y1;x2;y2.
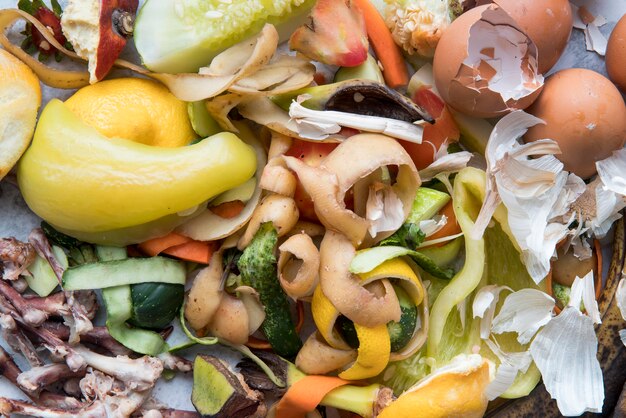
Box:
338;323;391;381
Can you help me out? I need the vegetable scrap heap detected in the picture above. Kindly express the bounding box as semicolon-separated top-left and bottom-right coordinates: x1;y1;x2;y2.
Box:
0;0;626;418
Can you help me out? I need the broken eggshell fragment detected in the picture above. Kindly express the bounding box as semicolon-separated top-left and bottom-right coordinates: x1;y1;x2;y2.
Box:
62;0;138;83
478;0;573;73
433;4;543;118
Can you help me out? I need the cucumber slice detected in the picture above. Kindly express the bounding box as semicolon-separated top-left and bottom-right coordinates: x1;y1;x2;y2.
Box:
25;246;68;297
407;188;451;224
334;54;384;83
134;0;316;73
62;257;185;290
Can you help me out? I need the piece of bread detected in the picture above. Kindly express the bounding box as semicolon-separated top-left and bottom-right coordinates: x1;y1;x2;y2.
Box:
0;49;41;180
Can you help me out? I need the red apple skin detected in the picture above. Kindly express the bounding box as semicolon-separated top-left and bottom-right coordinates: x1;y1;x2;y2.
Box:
95;0;139;81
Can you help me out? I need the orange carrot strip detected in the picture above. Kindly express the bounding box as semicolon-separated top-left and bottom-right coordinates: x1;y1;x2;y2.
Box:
275;375;351;418
138;232;191;257
162;240;217;264
352;0;409;88
209;200;246;219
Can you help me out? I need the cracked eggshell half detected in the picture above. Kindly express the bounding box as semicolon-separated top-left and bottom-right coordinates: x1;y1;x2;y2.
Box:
433;4;544;119
524;68;626;179
478;0;573;73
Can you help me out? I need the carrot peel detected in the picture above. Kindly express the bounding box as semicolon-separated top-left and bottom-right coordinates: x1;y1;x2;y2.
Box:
138;232;216;264
275;375;351;418
352;0;409;88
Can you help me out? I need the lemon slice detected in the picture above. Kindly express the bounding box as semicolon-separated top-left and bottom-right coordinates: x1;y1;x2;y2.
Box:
0;49;41;180
378;354;492;418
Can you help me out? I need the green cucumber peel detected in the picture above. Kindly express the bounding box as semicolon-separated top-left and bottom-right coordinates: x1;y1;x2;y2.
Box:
237;222;302;358
102;285;165;356
95;246;127;261
350;246;454;280
62;257;185;290
179;300;219;346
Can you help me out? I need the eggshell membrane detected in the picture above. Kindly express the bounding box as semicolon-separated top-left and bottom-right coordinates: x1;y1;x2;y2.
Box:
479;0;573;73
433;4;543;118
606;14;626;93
524;68;626;179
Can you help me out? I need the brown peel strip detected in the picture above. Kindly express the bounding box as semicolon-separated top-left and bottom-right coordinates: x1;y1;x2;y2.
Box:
208;293;250;345
319;230;401;327
237;194;300;250
278;233;320;300
284;156;370;246
268;131;293;160
205;94;245;132
285;134;420;247
0;9;89;88
123;23;279;101
260;163;298;198
229;55;316;96
235;285;266;335
185;250;225;330
286;221;326;238
295;332;357;375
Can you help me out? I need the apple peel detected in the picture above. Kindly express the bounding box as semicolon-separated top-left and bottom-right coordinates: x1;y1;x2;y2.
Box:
61;0;139;84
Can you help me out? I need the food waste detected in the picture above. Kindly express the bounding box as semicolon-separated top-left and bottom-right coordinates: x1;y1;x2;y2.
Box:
0;0;626;417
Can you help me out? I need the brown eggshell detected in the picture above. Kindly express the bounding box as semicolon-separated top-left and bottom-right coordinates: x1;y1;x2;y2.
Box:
479;0;572;73
524;68;626;179
433;4;543;118
606;14;626;93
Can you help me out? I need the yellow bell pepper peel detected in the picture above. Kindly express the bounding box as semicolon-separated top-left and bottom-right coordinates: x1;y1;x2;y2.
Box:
18;99;256;233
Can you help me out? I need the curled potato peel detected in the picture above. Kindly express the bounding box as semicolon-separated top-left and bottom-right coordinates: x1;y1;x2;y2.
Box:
278;233;320;300
285;134;420;247
319;230;401;328
238;194;300;250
